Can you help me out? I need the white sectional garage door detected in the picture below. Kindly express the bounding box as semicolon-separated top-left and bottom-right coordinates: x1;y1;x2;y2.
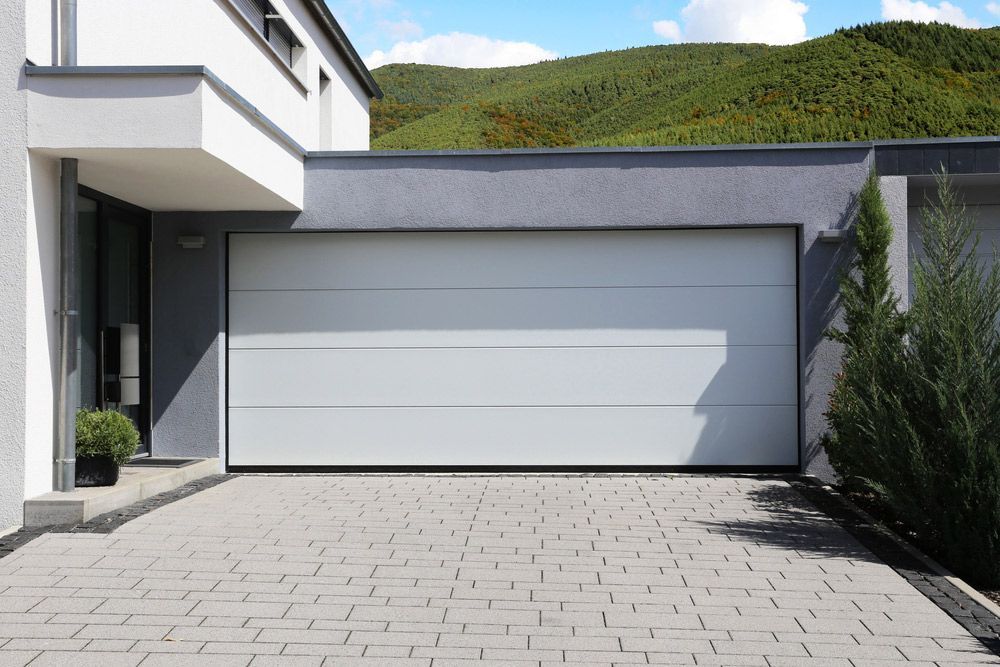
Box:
227;229;798;468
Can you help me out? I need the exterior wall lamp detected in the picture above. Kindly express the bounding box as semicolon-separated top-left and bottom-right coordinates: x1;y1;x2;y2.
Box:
818;229;848;244
177;235;206;249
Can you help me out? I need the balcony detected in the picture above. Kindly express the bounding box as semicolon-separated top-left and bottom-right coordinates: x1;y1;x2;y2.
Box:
25;66;304;211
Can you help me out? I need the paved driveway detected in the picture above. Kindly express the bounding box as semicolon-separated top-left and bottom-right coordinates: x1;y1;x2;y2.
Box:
0;475;997;666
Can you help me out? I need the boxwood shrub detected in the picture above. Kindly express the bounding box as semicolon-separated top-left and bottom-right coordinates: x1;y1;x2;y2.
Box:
76;408;140;466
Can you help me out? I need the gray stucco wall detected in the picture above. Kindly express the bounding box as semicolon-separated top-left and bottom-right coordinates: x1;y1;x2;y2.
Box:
152;146;888;477
1;1;28;528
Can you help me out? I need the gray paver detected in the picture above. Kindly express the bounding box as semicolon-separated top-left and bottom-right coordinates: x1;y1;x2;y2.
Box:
0;475;996;664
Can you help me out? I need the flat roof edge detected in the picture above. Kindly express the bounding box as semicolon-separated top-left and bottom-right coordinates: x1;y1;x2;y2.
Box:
309;136;1000;159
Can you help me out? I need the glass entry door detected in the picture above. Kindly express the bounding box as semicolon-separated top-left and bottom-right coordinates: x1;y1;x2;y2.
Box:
77;190;152;455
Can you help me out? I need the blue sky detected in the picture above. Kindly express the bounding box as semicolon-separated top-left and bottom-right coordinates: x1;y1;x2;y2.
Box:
324;0;1000;69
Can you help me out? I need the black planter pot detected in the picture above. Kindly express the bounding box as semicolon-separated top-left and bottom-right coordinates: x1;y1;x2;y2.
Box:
75;455;120;487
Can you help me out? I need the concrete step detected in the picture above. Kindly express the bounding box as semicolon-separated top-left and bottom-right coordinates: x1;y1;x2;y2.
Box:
23;458;220;526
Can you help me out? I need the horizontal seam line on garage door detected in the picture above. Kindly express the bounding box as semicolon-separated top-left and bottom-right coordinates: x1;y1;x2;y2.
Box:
228;284;797;292
227;344;798;350
228;404;799;409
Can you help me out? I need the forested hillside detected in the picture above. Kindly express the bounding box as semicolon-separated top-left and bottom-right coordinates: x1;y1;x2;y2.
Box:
369;21;1000;150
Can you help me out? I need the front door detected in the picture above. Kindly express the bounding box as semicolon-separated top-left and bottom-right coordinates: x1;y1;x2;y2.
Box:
77;190;152;455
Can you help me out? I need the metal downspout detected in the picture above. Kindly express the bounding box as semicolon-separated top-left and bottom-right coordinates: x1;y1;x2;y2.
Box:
55;159;78;492
60;0;77;66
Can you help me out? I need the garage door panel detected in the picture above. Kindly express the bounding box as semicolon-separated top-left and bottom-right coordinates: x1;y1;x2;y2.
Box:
229;229;795;291
229;346;798;408
229;286;797;349
227;229;799;468
228;406;798;467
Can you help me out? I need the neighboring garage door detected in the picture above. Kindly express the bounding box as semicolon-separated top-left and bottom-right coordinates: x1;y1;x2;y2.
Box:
227;229;798;468
909;203;1000;302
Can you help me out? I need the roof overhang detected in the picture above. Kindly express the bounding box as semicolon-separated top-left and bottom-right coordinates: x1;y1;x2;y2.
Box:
301;0;383;100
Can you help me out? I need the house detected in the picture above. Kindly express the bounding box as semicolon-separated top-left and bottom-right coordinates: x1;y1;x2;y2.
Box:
2;2;999;530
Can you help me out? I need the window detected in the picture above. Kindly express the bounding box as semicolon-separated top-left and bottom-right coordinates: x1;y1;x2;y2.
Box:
319;69;333;150
231;0;303;68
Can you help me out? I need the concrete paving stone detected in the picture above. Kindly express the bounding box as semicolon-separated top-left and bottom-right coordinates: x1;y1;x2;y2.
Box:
244;619;310;630
0;612;54;624
26;651;146;666
50;613;131;625
83;639;136;651
203;642;286;655
361;644;411;657
764;658;852;666
93;598;197;616
456;567;541;583
689;652;769;665
140;655;252;666
443;607;538;626
0;623;83;639
619;637;713;653
384;622;462;634
348;605;444;623
254;629;349;644
712;639;811;656
130;639;204;653
249;657;323;667
507;623;574;637
604;611;704;630
644;652;698;664
0;476;995;665
699;613;804;633
861;618;974;638
0;651;38;667
344;630;437;646
0;597;43;612
436;632;527;649
898;645;1000;663
564;650;649;663
148;557;237;573
189;600;290;618
322;659;430;667
528;635;622;651
804;642;906;659
0;639;89;651
410;646;481;659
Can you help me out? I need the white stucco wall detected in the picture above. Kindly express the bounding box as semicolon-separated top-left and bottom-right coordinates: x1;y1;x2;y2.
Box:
24;0;55;66
73;0;370;151
24;154;60;501
274;0;371;150
1;0;29;529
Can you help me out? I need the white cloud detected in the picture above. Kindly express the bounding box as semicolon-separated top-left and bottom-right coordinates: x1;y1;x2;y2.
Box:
365;32;558;69
653;0;809;46
881;0;982;27
653;19;683;42
378;18;423;42
985;0;1000;16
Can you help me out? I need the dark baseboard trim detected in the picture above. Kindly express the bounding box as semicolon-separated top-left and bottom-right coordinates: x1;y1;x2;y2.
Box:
788;478;1000;657
226;465;802;474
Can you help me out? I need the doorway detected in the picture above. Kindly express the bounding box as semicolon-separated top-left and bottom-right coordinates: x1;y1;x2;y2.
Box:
77;188;152;455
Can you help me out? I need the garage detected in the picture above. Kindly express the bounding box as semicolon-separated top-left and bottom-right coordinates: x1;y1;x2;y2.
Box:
226;229;798;469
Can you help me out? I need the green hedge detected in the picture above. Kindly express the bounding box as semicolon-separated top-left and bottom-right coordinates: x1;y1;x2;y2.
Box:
825;171;1000;588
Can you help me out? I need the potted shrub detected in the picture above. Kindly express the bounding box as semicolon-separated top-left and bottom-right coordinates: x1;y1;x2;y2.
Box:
75;408;140;487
